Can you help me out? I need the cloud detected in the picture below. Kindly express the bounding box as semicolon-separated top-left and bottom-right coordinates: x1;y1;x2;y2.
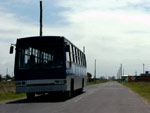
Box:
0;42;14;76
0;6;39;76
1;0;150;77
56;0;150;76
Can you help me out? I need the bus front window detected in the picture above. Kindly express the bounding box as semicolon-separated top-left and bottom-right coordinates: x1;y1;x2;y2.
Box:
18;46;64;69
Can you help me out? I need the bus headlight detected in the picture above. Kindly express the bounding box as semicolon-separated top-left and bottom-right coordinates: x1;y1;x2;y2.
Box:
16;81;26;86
55;80;59;84
55;80;66;84
64;80;67;84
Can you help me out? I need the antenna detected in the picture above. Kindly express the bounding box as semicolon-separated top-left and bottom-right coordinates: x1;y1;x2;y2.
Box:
40;0;43;36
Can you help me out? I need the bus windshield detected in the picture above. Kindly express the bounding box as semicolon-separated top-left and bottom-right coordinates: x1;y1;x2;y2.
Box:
17;45;64;69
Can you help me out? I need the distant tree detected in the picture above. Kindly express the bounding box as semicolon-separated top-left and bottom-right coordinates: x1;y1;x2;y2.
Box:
87;72;92;82
108;76;116;80
99;76;106;80
5;74;12;80
11;76;15;81
112;76;116;80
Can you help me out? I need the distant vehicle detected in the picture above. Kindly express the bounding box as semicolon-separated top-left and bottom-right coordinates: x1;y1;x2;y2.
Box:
10;36;87;99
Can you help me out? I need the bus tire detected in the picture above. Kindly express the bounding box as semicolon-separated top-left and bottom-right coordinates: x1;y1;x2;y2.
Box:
26;93;35;100
82;78;84;88
71;78;74;96
80;78;84;93
64;91;72;99
80;88;84;92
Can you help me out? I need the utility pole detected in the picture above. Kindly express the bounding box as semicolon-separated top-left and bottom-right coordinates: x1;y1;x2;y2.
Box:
119;64;122;79
94;59;96;83
121;64;122;77
143;64;145;74
135;71;137;76
40;0;43;36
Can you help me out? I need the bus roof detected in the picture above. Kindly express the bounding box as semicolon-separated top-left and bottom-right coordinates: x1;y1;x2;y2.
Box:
17;36;85;54
17;36;64;40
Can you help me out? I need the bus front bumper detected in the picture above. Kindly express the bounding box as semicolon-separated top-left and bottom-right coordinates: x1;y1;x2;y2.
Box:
16;85;67;93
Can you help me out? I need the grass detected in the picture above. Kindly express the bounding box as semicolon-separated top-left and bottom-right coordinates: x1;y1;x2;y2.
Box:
87;80;107;85
121;82;150;104
0;81;25;102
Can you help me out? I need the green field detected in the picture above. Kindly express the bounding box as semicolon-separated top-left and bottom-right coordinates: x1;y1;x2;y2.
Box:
0;81;25;102
121;82;150;104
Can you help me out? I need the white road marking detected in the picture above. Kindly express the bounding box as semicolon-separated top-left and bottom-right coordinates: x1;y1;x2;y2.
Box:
74;96;83;103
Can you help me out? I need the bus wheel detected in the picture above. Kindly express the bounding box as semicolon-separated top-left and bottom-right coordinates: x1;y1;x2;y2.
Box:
64;91;72;99
79;88;83;93
81;78;84;93
70;79;74;96
26;93;35;100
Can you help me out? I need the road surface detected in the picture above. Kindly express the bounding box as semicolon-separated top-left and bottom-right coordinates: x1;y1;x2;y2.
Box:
0;81;150;113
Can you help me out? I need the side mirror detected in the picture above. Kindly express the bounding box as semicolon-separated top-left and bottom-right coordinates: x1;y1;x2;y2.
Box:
65;45;70;52
10;46;14;54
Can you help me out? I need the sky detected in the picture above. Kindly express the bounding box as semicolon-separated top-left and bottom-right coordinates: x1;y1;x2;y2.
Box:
1;0;150;78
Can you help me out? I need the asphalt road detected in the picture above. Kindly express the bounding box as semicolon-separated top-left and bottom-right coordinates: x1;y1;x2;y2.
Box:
0;81;150;113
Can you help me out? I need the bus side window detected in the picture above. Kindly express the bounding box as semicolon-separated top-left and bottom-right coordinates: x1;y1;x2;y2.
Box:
74;48;77;64
68;45;72;62
78;51;81;65
71;45;74;63
76;48;79;64
77;49;79;65
81;53;84;66
70;45;73;62
66;45;71;68
83;54;86;67
84;54;87;67
73;46;76;63
66;47;70;62
66;48;70;62
83;54;85;67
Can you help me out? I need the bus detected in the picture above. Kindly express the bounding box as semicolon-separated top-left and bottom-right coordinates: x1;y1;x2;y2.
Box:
10;36;87;99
